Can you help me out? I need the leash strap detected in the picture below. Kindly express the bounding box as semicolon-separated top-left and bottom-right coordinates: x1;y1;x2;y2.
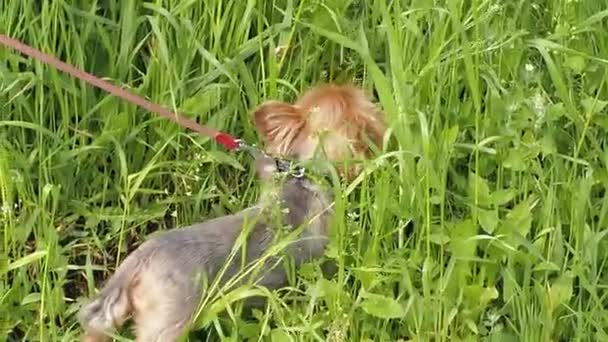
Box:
0;34;305;177
0;34;241;151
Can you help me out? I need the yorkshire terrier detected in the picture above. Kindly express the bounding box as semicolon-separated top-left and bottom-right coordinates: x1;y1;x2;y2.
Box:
77;84;386;341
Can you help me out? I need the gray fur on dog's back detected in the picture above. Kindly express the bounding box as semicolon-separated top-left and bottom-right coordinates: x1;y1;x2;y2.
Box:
78;162;333;342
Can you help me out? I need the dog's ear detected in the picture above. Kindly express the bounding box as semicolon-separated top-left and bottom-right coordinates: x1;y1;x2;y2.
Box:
252;100;306;155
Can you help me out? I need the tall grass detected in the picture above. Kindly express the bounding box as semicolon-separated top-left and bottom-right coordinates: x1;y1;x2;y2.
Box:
1;0;608;340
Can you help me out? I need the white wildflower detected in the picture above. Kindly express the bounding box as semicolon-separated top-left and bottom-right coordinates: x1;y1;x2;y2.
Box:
531;91;546;130
525;63;535;73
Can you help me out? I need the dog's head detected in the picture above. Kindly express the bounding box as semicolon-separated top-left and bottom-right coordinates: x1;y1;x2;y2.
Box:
251;84;386;179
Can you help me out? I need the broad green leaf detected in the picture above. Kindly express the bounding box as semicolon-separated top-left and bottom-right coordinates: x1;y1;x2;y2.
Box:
429;233;450;245
548;274;573;313
308;278;341;299
593;116;608;130
546;102;566;121
480;286;499;304
239;323;261;339
104;111;130;134
443;125;460;148
360;292;406;319
271;329;293;342
7;250;48;272
478;208;499;234
468;172;491;206
464;285;499;310
297;262;317;280
502;196;538;239
540;134;557;156
581;97;608;115
21;293;41;306
503;148;527;171
565;55;586;74
450;219;478;260
197;286;268;328
491;189;516;206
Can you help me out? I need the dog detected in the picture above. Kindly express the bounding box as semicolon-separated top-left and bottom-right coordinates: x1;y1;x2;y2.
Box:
77;84;386;341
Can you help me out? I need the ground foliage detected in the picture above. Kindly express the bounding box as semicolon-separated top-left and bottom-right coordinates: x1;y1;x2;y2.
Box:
1;0;608;341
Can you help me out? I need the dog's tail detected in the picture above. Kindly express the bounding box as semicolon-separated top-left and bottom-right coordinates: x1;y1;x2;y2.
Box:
78;254;142;340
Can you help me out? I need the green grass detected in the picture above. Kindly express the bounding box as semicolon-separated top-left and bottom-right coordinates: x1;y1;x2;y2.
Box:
2;0;608;341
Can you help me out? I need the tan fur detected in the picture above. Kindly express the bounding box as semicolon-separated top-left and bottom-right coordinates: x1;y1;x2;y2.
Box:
78;84;386;342
253;84;386;179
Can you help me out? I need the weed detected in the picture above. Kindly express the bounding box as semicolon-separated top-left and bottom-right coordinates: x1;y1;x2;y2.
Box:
1;0;607;341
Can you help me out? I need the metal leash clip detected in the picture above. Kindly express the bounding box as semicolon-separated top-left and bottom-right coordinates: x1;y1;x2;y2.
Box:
274;158;306;178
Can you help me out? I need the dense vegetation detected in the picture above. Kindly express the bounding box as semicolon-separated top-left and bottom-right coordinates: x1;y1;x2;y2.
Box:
2;0;608;341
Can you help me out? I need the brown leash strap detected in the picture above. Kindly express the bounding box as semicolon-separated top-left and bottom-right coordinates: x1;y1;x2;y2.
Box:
0;34;241;150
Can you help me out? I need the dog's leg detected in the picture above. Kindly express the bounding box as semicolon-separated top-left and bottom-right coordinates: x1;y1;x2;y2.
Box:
129;268;198;342
132;301;193;342
81;332;111;342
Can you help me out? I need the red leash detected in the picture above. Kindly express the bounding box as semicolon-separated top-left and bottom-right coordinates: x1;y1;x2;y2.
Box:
0;34;305;176
0;34;241;151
